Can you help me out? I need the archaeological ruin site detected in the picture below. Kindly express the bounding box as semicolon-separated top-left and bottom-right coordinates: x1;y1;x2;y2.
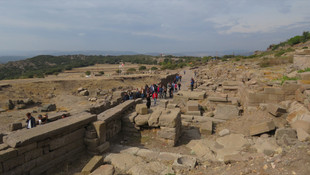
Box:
0;49;310;175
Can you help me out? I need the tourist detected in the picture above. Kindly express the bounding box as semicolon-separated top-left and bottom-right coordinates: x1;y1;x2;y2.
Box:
191;78;195;91
178;82;181;90
159;85;163;99
184;70;186;75
174;83;178;92
26;112;36;129
61;114;67;119
163;86;167;99
152;91;158;105
169;83;173;98
146;93;151;109
42;114;50;124
37;114;43;125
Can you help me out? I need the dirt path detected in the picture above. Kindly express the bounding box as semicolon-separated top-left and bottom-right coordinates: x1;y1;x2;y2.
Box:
179;68;194;91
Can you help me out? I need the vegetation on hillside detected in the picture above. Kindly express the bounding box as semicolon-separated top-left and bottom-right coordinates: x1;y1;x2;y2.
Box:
269;31;310;50
0;54;156;80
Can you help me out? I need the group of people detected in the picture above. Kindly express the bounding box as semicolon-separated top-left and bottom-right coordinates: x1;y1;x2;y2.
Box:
26;112;67;129
121;74;183;108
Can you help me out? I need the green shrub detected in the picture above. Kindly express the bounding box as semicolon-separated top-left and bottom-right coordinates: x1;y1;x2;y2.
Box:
99;71;104;75
278;76;299;85
127;68;136;72
151;67;158;70
298;67;310;73
275;50;286;57
139;66;147;71
302;47;308;49
85;71;91;76
116;70;121;73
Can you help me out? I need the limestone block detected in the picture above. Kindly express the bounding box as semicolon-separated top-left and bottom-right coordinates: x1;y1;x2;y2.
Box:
267;104;286;117
84;138;100;149
167;103;177;109
148;110;162;127
250;121;276;136
199;121;213;135
158;152;180;161
159;109;181;128
222;81;242;86
8;122;22;131
291;120;310;133
296;128;310;141
158;127;179;140
187;100;199;111
172;156;197;171
0;148;17;162
219;129;230;137
136;149;159;161
24;148;43;162
92;121;106;144
263;87;285;95
85;130;98;139
96;142;110;154
208;96;228;102
2;155;24;172
49;128;85;150
299;72;310;80
81;155;103;174
135;104;148;115
90;165;114;175
159;100;168;109
186;111;201;116
4;112;96;148
104;153;143;172
176;90;206;100
134;114;151;126
275;128;297;140
214;104;239;120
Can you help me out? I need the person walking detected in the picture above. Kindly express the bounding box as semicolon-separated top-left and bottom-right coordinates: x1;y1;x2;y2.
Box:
190;78;195;91
152;91;158;106
146;93;151;109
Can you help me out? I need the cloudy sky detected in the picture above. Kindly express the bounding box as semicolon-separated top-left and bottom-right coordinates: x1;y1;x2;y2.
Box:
0;0;309;55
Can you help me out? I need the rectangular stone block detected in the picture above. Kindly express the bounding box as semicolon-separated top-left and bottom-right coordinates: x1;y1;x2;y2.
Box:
263;87;285;95
2;155;24;172
8;122;22;131
167;103;177;109
199;121;213;135
214;104;239;120
92;121;107;144
24;148;43;162
84;138;100;149
82;155;103;174
222;81;242;86
136;104;148;115
250;121;276;136
159;109;181;128
4;112;96;148
158;127;178;140
208;96;228;102
187;100;199;111
50;128;85;150
267;104;286;117
0;148;17;162
16;142;37;155
159;100;168;109
85;130;98;139
300;72;310;80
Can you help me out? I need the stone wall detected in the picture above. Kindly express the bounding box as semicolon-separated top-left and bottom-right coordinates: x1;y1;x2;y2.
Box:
0;112;97;175
294;50;310;70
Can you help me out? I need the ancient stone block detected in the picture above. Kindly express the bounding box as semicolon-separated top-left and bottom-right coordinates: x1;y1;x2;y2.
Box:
16;142;38;155
4;112;97;148
199;121;213;135
96;142;110;154
85;130;98;139
275;128;297;140
214;104;239;120
92;121;106;144
159;100;168;109
84;138;100;149
50;128;85;150
291;120;310;133
82;155;103;174
267;104;286;117
299;72;310;80
158;127;178;140
296;128;310;141
0;148;17;162
135;114;150;126
2;155;24;172
90;165;114;175
8;122;22;131
148;110;162;127
167;103;177;109
159;109;181;128
250;121;276;136
135;104;148;115
24;148;43;162
187;100;199;111
219;129;230;137
263;87;285;95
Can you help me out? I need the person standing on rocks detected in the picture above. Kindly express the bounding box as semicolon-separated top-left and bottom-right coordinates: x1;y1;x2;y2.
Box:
152;91;158;106
26;112;36;129
191;78;195;91
146;93;151;109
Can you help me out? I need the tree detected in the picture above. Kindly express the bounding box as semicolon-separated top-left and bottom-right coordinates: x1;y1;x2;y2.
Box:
151;67;158;70
139;66;147;71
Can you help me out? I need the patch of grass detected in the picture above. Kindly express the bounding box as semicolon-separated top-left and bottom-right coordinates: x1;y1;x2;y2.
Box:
302;47;308;49
259;56;293;68
298;67;310;73
277;75;299;85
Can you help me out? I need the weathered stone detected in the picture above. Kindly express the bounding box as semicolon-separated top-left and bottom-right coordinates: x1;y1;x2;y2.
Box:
40;104;56;112
299;72;310;80
199;121;213;135
135;104;148;115
172;156;197;171
136;149;159;161
158;127;179;140
187;100;199;111
159;100;168;109
148;110;162;127
92;121;106;144
8;122;22;131
84;138;100;149
104;153;144;172
291;120;310;133
214;104;239;120
159;109;181;128
167;103;177;109
90;165;114;175
2;155;24;172
4;112;97;148
24;148;43;162
250;121;276;136
85;130;98;139
79;90;89;96
50;128;85;150
135;114;151;126
176;90;206;100
0;148;17;162
296;128;310;141
158;152;180;161
82;155;103;174
96;142;110;153
253;137;279;157
219;129;230;137
267;104;286;117
275;128;297;146
224;154;245;164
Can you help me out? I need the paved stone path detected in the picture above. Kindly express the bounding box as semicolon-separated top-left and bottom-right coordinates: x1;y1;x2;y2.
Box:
179;68;194;91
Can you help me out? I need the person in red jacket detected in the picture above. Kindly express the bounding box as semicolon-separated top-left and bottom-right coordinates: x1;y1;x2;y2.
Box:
152;91;158;106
